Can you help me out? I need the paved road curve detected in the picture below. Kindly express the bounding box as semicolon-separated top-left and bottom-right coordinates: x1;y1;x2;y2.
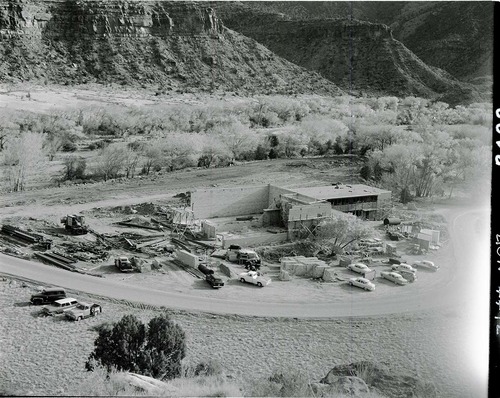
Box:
0;206;488;318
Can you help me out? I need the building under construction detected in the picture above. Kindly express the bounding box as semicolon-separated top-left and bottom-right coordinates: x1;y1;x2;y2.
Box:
189;183;391;244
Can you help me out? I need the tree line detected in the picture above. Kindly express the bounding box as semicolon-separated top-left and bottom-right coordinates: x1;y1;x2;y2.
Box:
0;94;491;199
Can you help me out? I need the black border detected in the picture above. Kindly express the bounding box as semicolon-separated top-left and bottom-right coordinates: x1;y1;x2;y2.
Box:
490;3;500;398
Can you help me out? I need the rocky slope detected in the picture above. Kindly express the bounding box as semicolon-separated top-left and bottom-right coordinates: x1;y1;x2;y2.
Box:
0;0;341;95
236;1;493;83
217;4;482;103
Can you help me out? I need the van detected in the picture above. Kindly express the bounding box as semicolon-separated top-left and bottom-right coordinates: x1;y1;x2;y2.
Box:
30;288;66;305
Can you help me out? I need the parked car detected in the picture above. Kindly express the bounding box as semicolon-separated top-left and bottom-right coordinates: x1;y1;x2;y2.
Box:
391;263;417;274
65;302;102;321
41;298;78;316
412;260;439;271
205;274;224;289
348;277;376;291
380;271;408;285
30;288;66;305
346;263;372;274
238;271;271;287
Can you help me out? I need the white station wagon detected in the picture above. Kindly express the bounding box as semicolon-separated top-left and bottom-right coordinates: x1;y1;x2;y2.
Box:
380;271;408;285
42;298;78;316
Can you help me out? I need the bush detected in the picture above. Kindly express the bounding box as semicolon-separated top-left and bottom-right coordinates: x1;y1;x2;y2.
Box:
86;314;186;381
61;140;77;152
62;156;87;181
247;371;315;397
254;144;268;160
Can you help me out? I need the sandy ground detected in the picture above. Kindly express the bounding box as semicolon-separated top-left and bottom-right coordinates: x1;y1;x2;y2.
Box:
0;278;482;397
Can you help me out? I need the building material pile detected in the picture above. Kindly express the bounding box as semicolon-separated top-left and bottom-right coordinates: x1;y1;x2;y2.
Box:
280;256;330;278
1;224;49;246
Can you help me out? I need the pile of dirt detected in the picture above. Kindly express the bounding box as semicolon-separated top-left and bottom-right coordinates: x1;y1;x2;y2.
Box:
256;241;320;262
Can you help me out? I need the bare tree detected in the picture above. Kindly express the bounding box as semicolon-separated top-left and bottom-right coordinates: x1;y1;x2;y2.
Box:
2;132;46;191
316;212;374;253
123;147;140;178
94;144;126;181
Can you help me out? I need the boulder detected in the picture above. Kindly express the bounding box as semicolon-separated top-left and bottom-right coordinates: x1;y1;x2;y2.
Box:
328;376;369;395
118;372;178;395
321;362;438;398
311;378;369;397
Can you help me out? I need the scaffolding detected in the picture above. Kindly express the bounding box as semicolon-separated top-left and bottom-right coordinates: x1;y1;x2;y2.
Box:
171;208;200;239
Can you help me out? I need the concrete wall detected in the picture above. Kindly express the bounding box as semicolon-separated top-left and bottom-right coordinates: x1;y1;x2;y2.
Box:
190;185;270;219
201;220;216;238
176;250;201;268
268;185;296;209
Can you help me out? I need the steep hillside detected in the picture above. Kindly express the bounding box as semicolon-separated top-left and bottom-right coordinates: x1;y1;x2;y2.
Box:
236;1;493;82
389;2;493;82
217;5;482;104
0;0;341;95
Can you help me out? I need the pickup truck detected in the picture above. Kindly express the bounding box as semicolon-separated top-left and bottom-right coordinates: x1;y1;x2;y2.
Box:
65;302;102;321
226;245;261;269
238;271;271;287
205;274;224;289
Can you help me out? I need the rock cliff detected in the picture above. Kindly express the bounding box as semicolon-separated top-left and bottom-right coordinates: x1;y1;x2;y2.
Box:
217;3;484;103
231;1;493;82
0;0;341;94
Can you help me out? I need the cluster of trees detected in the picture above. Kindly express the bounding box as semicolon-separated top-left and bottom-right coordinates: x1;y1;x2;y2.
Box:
0;95;491;195
359;123;490;202
314;212;374;254
86;314;186;381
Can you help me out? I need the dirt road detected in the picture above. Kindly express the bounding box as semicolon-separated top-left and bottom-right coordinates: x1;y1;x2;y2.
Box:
0;205;489;319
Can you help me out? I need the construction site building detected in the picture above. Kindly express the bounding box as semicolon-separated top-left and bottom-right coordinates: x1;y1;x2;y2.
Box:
189;184;391;243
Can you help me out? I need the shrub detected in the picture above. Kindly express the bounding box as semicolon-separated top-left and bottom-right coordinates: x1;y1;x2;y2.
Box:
62;156;87;181
254;144;268;160
247;371;315;397
61;140;77;152
86;314;186;381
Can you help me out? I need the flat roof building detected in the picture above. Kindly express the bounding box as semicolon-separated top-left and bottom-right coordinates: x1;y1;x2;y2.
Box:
189;183;391;243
